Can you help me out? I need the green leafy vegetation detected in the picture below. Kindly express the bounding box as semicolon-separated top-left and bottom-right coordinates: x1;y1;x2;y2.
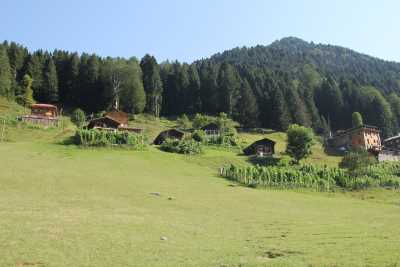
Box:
70;108;86;127
160;138;203;155
286;124;315;163
73;128;148;150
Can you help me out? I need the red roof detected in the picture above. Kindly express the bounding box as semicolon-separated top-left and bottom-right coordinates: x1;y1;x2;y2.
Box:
31;104;58;109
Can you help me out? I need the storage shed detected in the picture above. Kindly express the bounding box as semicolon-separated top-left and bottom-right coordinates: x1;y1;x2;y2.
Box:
153;129;185;145
243;138;276;156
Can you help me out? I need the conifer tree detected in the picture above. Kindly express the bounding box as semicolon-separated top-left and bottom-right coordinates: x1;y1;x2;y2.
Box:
235;79;259;128
43;58;58;103
217;62;240;116
0;46;12;98
140;54;163;117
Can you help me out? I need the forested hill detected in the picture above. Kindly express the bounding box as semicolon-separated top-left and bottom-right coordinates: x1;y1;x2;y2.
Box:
1;37;400;138
208;37;400;93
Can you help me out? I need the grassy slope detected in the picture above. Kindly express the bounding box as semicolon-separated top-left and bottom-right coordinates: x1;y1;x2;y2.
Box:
1;98;400;267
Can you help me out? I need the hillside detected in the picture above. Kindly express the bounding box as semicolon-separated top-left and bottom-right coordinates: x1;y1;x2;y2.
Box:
1;99;400;266
208;37;400;93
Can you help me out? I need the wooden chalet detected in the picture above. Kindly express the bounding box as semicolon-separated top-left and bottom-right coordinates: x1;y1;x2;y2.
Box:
153;129;185;145
21;104;59;127
243;138;276;157
201;123;220;136
328;125;381;152
87;109;143;133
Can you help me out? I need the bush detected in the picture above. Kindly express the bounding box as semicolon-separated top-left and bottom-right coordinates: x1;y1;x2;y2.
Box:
339;148;377;171
192;113;211;129
71;108;86;128
192;130;205;143
74;128;148;150
176;114;192;130
286;124;315;163
160;138;203;155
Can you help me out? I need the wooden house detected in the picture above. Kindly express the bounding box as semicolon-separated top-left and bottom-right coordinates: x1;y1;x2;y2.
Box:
87;109;143;133
243;138;276;157
329;125;381;152
105;109;128;127
201;123;219;136
87;116;121;130
154;129;184;145
21;103;59;126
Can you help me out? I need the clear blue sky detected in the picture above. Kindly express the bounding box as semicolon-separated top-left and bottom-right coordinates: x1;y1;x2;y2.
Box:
1;0;399;63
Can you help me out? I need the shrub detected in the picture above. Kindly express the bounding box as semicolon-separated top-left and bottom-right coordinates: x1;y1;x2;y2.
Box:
192;130;205;143
192;113;211;129
74;128;148;150
177;114;192;130
339;148;377;171
160;138;202;155
71;108;86;128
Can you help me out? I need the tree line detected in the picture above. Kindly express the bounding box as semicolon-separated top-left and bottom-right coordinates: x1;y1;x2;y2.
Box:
0;39;400;137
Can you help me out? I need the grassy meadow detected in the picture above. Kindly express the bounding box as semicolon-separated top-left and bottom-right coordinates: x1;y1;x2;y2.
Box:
1;98;400;267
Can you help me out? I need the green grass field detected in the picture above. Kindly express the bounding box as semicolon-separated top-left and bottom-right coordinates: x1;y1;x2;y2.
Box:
1;98;400;267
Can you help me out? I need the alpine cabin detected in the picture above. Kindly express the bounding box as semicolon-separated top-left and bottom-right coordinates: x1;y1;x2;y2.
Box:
243;138;276;157
21;104;59;126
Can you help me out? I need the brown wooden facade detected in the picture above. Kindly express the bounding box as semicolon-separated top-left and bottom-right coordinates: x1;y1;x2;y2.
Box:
243;138;276;156
329;125;381;151
20;104;59;127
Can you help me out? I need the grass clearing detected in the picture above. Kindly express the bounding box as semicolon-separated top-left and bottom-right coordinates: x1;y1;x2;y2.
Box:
1;99;399;266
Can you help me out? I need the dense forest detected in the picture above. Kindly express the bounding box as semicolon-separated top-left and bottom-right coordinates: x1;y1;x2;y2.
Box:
1;37;400;137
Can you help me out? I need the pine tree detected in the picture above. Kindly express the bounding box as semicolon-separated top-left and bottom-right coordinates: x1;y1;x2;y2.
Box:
199;62;218;114
217;62;240;116
27;52;45;102
0;46;12;98
43;57;58;103
140;54;163;117
235;79;259;128
285;82;310;127
187;64;201;114
271;88;291;131
120;58;146;114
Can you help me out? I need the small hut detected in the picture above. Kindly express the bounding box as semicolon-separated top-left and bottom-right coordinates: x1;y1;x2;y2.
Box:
21;103;59;126
201;123;219;136
154;129;185;145
243;138;276;157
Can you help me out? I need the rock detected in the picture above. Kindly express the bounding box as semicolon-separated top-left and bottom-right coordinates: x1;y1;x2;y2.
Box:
160;236;168;241
167;196;175;200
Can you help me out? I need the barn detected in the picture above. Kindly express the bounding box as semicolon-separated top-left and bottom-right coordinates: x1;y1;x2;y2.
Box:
243;138;276;156
154;129;185;145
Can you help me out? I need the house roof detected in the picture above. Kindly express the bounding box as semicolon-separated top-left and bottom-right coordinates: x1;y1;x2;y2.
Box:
333;124;380;138
87;116;121;128
31;104;58;110
153;129;185;145
384;134;400;143
243;138;276;155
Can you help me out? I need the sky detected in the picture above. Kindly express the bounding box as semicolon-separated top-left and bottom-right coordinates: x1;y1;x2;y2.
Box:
1;0;399;63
